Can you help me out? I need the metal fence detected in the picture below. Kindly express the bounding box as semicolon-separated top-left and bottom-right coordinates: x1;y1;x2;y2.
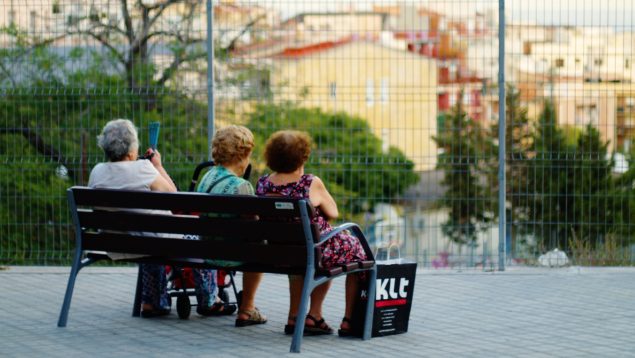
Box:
1;0;633;268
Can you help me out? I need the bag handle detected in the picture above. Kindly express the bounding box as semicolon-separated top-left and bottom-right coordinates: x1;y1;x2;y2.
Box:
375;243;401;262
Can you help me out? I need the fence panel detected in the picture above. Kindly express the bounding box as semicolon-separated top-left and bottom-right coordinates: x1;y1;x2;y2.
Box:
1;1;633;268
507;0;635;266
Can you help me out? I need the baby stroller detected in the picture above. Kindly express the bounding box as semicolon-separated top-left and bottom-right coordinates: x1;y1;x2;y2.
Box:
166;161;247;319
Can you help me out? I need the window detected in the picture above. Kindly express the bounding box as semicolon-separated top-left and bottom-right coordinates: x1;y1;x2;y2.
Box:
366;79;374;106
594;58;603;66
52;1;61;14
449;92;457;107
381;129;389;153
380;78;389;104
329;82;337;100
626;59;631;69
555;58;565;68
30;11;37;34
588;105;598;126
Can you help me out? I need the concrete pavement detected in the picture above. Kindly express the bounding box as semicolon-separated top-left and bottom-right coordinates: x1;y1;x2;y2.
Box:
1;266;634;357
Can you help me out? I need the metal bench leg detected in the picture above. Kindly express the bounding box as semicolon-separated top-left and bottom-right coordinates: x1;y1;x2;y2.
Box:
290;276;313;353
57;249;82;327
362;267;377;340
132;265;143;317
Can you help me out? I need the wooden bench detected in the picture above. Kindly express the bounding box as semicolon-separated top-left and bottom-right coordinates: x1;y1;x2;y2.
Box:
58;186;377;353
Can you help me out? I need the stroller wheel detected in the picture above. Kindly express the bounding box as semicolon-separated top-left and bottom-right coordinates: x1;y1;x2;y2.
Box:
176;295;191;319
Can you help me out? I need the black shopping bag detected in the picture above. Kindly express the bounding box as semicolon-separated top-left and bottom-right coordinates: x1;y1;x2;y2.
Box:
350;257;417;337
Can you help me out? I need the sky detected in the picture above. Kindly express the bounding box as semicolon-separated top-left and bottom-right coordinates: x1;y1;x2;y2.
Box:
253;0;634;29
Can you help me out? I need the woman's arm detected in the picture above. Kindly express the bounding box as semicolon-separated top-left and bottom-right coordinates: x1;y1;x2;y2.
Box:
147;149;177;192
309;176;339;220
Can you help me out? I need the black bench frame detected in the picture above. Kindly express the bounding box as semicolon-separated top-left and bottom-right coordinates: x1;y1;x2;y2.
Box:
58;186;377;353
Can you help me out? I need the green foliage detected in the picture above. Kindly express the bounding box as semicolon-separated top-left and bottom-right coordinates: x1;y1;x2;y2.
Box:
0;46;211;264
571;124;615;245
434;95;494;245
490;85;533;250
526;101;575;249
612;147;635;245
246;103;420;216
527;102;618;251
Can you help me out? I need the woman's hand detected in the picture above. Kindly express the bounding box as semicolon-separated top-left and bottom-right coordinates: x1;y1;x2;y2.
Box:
144;148;163;168
146;148;177;192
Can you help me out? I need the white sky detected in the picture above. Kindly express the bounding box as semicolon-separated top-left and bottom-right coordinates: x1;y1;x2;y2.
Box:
247;0;634;28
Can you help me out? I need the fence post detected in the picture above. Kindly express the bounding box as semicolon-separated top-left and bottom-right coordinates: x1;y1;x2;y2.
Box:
206;0;215;160
498;0;507;271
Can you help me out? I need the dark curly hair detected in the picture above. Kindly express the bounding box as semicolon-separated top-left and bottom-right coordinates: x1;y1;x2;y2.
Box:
264;130;312;173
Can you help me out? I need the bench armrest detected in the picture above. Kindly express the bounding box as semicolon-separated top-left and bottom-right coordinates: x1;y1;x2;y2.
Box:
317;222;375;261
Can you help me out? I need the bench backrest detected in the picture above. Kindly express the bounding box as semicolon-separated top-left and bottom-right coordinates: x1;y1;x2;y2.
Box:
68;186;321;274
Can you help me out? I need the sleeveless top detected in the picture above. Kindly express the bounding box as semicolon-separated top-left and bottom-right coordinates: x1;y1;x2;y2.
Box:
256;174;367;269
197;165;254;196
196;165;254;267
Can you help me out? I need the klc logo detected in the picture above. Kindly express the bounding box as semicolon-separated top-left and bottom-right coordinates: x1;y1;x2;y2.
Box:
376;277;410;301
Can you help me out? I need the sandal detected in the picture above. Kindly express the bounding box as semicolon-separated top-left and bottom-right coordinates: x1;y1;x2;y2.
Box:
197;302;237;316
140;307;171;318
337;317;355;337
284;316;296;335
304;314;333;336
235;308;267;327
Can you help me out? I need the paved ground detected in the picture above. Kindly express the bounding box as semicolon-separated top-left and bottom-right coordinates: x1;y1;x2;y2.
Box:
1;266;634;357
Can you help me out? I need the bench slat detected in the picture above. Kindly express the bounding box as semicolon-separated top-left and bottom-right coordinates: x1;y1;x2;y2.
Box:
77;210;320;244
82;233;308;266
71;187;314;219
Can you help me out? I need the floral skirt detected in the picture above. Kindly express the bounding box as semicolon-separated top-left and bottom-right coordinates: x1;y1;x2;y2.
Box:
320;231;367;269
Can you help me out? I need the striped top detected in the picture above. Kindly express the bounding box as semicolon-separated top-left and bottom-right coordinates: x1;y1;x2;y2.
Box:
195;164;253;267
196;165;254;196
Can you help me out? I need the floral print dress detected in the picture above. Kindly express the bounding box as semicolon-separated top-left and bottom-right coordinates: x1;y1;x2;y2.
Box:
256;174;367;269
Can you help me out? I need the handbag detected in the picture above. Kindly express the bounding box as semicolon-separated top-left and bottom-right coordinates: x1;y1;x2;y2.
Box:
350;245;417;337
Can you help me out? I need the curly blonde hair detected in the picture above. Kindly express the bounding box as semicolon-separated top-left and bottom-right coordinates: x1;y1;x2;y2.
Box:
211;125;254;166
264;130;312;173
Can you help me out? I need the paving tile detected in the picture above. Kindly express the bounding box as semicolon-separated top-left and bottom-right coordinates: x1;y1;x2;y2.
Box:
1;267;635;356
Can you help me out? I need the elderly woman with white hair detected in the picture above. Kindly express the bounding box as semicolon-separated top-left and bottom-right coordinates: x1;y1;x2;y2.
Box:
88;119;236;318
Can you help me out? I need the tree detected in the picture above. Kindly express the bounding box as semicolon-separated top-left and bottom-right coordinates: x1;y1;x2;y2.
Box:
490;85;532;251
570;124;614;247
246;103;420;217
527;102;616;251
434;94;494;245
527;101;575;250
0;50;212;264
613;147;635;246
0;2;271;263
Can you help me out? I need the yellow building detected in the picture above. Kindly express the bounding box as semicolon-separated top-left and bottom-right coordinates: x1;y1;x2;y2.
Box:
269;40;438;171
551;82;635;153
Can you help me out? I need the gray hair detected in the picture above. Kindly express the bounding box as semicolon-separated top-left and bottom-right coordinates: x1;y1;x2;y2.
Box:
97;119;139;161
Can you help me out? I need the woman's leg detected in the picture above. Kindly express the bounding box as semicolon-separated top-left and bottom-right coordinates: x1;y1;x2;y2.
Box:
237;272;264;319
306;281;332;324
288;275;332;326
287;275;303;325
141;263;170;311
341;273;360;330
193;268;218;308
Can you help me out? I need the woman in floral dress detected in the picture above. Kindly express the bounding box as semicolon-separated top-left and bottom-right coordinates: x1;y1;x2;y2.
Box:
256;130;367;336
